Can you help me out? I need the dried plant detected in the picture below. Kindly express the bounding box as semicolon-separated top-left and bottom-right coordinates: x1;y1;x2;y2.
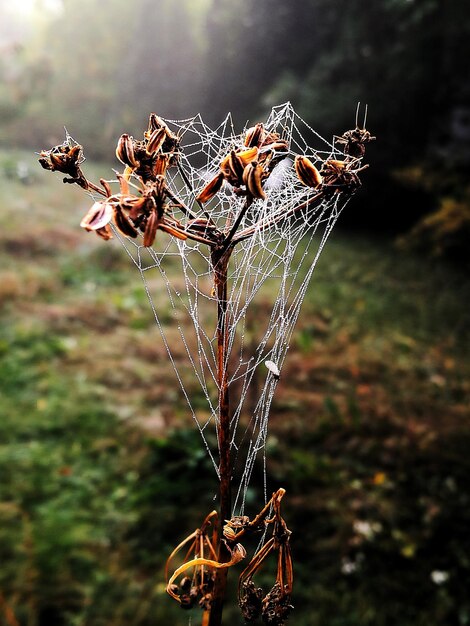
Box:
38;102;373;626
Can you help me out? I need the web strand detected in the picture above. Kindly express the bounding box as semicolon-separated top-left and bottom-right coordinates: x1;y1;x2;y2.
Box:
113;103;351;514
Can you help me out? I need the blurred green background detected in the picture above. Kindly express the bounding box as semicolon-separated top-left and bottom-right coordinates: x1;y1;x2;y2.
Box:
1;1;470;625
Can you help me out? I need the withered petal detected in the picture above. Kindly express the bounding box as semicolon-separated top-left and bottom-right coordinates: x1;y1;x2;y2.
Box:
113;207;138;238
237;147;259;168
143;210;159;247
196;172;224;203
95;225;113;241
80;201;113;231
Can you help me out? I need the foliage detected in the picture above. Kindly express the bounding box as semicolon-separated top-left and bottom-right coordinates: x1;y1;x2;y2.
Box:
396;166;470;264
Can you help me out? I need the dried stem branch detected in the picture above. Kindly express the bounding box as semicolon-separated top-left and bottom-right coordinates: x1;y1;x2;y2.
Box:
208;244;233;626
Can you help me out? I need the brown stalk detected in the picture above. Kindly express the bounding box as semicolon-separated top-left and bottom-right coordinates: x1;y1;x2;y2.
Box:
207;243;234;626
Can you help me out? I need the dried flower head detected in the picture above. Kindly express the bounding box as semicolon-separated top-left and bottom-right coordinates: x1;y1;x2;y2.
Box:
38;132;87;189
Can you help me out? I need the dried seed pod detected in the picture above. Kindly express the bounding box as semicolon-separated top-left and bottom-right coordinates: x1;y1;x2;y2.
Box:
261;582;293;626
261;131;281;147
335;104;375;158
48;152;67;171
159;222;188;241
146;126;167;155
153;154;169;176
245;123;265;147
116;133;139;168
199;592;212;611
239;580;263;622
223;525;237;541
232;543;247;563
196;172;224;203
94;225;113;241
324;159;346;170
268;140;289;153
123;196;147;221
99;178;113;197
147;112;166;134
220;153;234;181
179;592;194;610
243;161;266;200
179;576;192;592
237;146;259;167
294;155;322;188
113;207;138;238
228;149;245;180
143;209;159;247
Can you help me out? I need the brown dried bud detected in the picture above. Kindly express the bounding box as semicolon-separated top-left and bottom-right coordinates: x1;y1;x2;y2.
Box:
243;161;266;200
237;147;259;168
158;222;188;241
116;134;139;168
268;140;289;153
49;152;68;171
113;207;138;238
244;123;265;147
228;150;245;181
153;154;169;176
146;127;167;155
294;156;322;188
38;137;86;188
143;209;159;247
196;172;224;203
95;225;113;241
147;113;166;134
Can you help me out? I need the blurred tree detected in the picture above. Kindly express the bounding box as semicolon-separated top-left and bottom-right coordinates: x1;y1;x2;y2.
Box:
1;0;469;244
116;0;205;129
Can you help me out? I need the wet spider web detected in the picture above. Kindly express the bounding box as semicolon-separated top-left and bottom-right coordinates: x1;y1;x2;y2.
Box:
114;103;350;514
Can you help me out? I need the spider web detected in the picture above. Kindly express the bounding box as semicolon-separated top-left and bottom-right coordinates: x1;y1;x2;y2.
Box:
114;103;350;515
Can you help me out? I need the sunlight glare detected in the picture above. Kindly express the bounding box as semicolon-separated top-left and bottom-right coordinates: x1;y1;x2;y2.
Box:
14;0;62;15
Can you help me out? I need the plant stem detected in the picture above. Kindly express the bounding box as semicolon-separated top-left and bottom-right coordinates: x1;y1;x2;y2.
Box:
208;245;233;626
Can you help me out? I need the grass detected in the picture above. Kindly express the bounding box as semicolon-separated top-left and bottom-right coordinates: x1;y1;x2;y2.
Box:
0;149;469;625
